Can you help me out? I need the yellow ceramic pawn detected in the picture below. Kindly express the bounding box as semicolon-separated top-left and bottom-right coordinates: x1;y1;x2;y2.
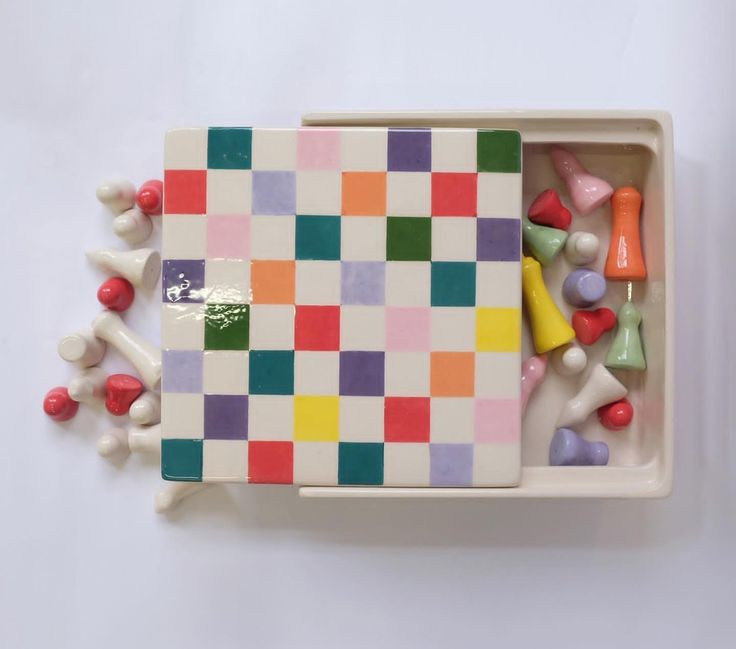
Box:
521;256;575;353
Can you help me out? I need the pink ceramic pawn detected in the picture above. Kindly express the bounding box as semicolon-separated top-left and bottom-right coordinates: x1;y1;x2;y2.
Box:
550;147;613;216
521;354;548;415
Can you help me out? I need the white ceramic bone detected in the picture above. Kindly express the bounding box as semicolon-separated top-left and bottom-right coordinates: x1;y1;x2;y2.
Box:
565;231;600;266
97;428;130;461
96;179;136;215
155;483;209;513
91;311;161;389
128;423;161;454
556;363;627;427
86;248;161;290
67;367;106;405
550;343;588;377
129;393;161;426
112;208;153;246
57;330;106;367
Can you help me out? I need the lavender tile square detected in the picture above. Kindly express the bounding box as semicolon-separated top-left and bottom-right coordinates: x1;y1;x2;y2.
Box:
387;129;431;172
252;171;296;215
204;394;248;439
477;218;520;261
162;350;203;393
341;261;385;305
162;259;205;303
430;444;473;486
339;351;385;396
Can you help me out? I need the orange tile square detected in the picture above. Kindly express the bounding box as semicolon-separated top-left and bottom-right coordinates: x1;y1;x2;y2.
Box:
341;172;387;216
430;352;475;396
251;260;295;304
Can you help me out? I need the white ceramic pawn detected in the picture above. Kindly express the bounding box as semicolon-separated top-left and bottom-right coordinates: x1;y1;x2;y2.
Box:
97;428;130;461
91;311;162;390
565;232;600;266
129;393;161;426
58;330;106;367
112;208;153;246
96;179;136;215
550;343;588;377
128;423;161;454
67;367;106;405
155;483;209;513
556;363;627;428
86;248;161;290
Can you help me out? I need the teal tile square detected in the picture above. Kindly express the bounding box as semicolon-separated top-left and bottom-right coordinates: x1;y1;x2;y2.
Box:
431;262;476;306
208;127;253;170
249;350;295;395
477;130;521;173
295;215;341;260
161;439;203;481
338;442;384;485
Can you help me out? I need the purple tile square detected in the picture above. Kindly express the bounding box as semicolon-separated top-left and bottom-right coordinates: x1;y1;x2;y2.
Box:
339;351;385;396
430;443;473;486
341;261;385;305
162;259;205;303
162;350;203;393
252;171;296;215
204;394;248;439
387;128;431;172
477;218;521;261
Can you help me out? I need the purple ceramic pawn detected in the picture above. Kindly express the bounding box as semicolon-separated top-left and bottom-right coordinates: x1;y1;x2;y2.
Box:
549;428;609;466
562;268;606;307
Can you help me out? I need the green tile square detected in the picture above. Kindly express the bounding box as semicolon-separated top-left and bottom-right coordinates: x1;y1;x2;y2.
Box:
205;304;249;350
208;127;252;170
249;350;295;395
431;262;476;306
296;215;341;260
161;439;203;481
477;130;521;173
386;217;431;261
338;442;384;485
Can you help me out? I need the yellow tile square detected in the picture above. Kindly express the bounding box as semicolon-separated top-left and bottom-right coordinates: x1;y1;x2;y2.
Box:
294;396;340;441
476;308;521;352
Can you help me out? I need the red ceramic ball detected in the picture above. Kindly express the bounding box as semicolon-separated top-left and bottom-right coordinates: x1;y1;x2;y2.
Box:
97;277;135;312
597;398;634;430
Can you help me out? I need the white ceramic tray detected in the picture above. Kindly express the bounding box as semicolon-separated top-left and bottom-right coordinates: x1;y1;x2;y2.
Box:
298;110;674;499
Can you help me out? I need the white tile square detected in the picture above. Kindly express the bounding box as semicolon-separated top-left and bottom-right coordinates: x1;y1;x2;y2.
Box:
161;304;205;350
202;351;249;394
385;262;431;307
296;171;341;215
340;129;388;171
165;128;207;170
203;259;249;304
431;217;477;261
338;396;384;442
161;393;204;439
386;172;431;216
430;397;475;443
249;305;295;350
476;262;521;307
293;442;338;485
384;443;431;486
341;217;386;261
473;443;521;486
340;306;386;351
475;352;520;399
248;395;294;441
295;351;340;395
431;129;477;172
162;215;207;259
477;172;522;218
385;352;429;396
430;307;476;351
203;440;248;482
295;261;341;304
206;170;252;215
252;129;297;170
250;215;296;260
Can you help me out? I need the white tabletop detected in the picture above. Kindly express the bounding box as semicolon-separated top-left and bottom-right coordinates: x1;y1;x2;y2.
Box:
1;0;734;647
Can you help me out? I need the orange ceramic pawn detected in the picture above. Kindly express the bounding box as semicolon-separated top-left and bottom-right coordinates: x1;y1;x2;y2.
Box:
605;187;647;281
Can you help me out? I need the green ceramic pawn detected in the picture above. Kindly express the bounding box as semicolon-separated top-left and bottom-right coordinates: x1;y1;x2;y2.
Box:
605;301;646;371
522;216;568;266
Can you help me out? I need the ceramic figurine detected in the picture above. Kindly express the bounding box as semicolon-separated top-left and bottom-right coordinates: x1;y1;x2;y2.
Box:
68;367;107;406
105;374;144;416
112;208;153;246
550;146;613;216
565;231;600;265
562;268;607;307
58;329;106;367
96;179;136;215
97;277;135;312
597;398;634;430
86;248;161;290
136;179;164;216
521;354;548;415
550;343;587;376
605;301;646;371
527;189;571;229
605;187;646;281
572;307;616;345
549;428;609;466
556;363;627;427
43;386;79;422
129;393;161;426
522;216;567;265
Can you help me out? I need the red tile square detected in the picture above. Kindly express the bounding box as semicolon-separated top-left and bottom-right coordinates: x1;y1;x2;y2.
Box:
431;172;477;217
164;170;207;214
295;306;340;351
248;441;293;484
384;397;430;442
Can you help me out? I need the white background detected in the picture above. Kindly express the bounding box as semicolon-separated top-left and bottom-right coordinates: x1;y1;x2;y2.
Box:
1;0;734;647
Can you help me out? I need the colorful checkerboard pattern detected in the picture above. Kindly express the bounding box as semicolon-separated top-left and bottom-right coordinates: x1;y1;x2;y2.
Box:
161;127;522;487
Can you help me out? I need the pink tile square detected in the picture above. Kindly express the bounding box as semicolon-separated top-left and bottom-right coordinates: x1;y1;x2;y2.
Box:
207;216;250;259
474;399;520;443
386;307;431;351
297;129;341;170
